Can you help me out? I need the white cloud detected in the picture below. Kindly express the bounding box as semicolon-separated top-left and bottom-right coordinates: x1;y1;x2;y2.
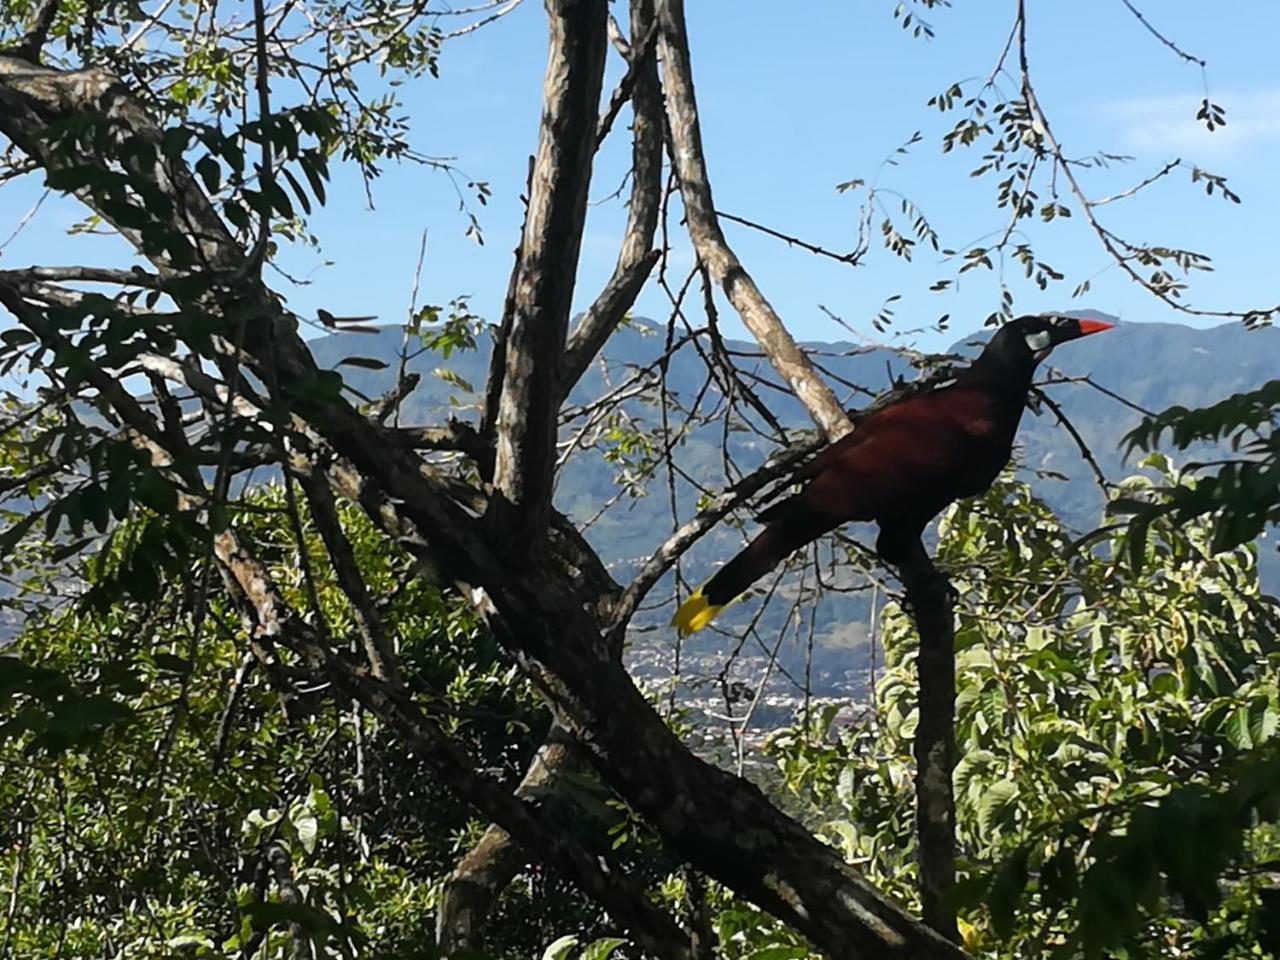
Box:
1105;89;1280;156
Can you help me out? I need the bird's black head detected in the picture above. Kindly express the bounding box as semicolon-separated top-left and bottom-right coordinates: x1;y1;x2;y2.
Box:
963;314;1114;391
983;313;1114;365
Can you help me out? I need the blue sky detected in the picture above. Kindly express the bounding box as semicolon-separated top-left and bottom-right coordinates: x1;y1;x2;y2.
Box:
3;0;1279;353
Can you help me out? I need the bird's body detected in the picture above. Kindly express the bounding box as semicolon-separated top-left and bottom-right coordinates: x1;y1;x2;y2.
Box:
672;314;1114;635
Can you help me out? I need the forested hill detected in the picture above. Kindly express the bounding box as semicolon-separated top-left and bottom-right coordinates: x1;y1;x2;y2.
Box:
311;311;1277;570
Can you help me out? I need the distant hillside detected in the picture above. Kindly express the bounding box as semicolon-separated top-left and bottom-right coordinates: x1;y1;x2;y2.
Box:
309;314;1279;693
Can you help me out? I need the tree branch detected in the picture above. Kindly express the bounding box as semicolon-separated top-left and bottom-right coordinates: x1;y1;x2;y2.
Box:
655;0;852;441
263;842;315;960
612;433;822;631
0;50;966;960
895;542;958;944
436;724;583;952
214;528;697;960
489;0;608;548
5;0;62;62
293;456;402;685
561;0;663;397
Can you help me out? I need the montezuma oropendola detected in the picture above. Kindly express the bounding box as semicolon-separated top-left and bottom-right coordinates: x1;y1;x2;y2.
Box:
672;313;1114;635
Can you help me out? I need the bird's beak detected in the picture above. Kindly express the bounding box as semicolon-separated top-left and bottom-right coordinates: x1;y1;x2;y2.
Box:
1076;318;1115;337
1051;317;1115;346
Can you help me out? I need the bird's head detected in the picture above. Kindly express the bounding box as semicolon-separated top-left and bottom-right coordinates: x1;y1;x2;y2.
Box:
985;313;1115;366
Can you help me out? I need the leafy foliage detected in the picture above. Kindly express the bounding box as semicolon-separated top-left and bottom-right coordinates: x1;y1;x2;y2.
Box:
770;464;1280;959
1118;384;1280;559
0;482;618;959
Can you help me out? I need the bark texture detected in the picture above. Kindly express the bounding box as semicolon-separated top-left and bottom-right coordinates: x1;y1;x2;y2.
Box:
436;726;580;952
491;0;608;549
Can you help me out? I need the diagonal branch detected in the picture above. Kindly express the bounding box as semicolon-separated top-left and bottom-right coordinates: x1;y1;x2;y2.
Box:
612;433;822;631
214;528;696;960
436;724;584;952
654;0;852;441
4;0;62;62
293;456;402;685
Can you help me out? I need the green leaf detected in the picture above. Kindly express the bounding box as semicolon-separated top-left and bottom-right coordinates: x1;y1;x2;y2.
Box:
280;166;313;215
1226;706;1254;750
579;938;627;960
976;778;1019;836
743;947;808;960
295;813;319;854
1251;700;1279;745
0;512;41;556
243;901;342;940
542;935;579;960
989;845;1030;939
223;200;250;231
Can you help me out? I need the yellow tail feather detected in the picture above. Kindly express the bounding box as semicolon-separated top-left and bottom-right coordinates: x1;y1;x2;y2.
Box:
671;588;724;636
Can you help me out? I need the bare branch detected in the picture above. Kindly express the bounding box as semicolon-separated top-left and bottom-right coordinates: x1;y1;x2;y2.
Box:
371;371;422;425
0;265;164;287
655;0;852;441
0;48;966;959
612;435;822;631
214;528;696;960
6;0;62;62
561;251;662;395
1087;159;1180;207
1012;4;1278;326
294;457;402;685
594;16;659;149
1031;386;1112;496
561;0;664;400
264;842;315;960
718;210;867;267
1116;0;1205;66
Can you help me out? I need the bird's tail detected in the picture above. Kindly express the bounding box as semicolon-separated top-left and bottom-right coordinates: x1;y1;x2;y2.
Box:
672;505;834;635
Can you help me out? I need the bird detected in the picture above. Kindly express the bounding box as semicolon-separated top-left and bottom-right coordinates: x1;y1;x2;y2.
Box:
671;313;1114;635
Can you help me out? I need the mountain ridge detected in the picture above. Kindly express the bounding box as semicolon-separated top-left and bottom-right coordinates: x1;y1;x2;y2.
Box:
305;312;1278;691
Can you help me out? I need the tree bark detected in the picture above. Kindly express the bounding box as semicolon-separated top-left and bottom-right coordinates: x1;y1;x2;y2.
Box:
264;841;316;960
440;0;663;936
490;0;608;549
560;0;664;396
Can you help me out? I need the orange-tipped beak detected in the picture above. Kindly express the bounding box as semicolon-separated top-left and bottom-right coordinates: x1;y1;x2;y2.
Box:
1078;319;1115;336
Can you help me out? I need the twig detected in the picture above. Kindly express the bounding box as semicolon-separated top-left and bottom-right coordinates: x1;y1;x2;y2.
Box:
1031;386;1112;496
1116;0;1205;66
718;210;866;267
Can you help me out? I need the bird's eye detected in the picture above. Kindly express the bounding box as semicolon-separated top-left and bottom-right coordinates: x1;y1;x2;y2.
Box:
1024;330;1051;352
